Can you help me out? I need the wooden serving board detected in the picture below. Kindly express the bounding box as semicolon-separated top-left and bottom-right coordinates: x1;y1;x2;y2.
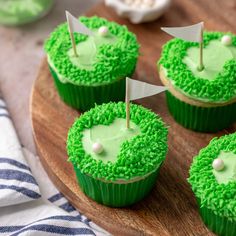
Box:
31;1;236;235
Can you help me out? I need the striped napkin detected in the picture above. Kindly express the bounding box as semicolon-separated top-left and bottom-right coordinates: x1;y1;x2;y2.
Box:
0;94;109;235
0;96;41;207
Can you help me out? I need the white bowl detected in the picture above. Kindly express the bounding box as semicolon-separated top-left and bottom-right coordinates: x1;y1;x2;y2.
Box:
105;0;171;24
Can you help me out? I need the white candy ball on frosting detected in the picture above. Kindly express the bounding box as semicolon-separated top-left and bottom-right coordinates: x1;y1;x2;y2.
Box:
98;26;109;37
221;35;232;46
124;0;133;5
143;0;155;7
133;0;142;7
92;142;104;154
212;158;225;171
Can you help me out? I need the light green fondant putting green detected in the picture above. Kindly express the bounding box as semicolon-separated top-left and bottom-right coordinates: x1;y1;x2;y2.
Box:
188;132;236;220
68;30;117;70
183;40;236;80
45;16;139;86
158;31;236;103
213;151;236;184
0;0;53;25
82;118;140;163
67;102;168;181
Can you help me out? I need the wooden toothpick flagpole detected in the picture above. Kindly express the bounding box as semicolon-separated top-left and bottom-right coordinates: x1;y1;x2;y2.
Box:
67;16;78;57
198;24;204;71
126;77;130;129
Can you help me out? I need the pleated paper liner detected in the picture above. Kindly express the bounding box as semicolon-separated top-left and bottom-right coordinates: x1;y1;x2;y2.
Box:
196;198;236;236
49;66;126;112
166;91;236;132
73;165;160;207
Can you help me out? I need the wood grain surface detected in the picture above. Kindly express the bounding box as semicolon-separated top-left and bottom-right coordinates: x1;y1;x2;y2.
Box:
31;1;236;235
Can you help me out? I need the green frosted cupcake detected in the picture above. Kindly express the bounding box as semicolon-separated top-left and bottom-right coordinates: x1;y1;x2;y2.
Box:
158;31;236;132
44;16;139;112
188;133;236;236
0;0;54;26
67;102;168;207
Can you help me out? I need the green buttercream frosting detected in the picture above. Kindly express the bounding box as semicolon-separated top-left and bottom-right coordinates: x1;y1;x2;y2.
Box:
213;151;236;184
45;16;139;86
188;132;236;220
158;31;236;103
67;102;168;181
183;40;236;80
82;118;140;163
0;0;53;25
68;31;117;71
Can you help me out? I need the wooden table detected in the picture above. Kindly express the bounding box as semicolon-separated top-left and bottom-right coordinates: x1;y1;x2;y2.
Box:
31;0;236;235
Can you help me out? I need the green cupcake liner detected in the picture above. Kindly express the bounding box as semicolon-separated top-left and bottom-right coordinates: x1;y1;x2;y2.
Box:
196;198;236;236
73;165;160;207
166;91;236;132
49;66;126;112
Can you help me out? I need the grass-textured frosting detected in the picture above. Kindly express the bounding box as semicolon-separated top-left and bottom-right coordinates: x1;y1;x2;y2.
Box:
44;16;139;86
188;133;236;220
158;31;236;102
67;102;168;181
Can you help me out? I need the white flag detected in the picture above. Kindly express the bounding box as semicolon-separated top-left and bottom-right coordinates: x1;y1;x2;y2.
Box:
66;11;93;36
161;22;203;42
126;77;166;101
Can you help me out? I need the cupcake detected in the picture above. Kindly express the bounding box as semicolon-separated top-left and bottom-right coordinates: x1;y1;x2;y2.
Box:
67;102;168;207
0;0;54;26
44;16;139;112
188;133;236;236
158;31;236;132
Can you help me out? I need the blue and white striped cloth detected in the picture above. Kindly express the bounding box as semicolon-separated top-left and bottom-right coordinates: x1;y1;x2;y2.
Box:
0;97;41;207
0;94;109;236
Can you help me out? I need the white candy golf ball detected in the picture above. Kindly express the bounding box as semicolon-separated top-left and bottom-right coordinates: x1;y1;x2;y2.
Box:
124;0;133;5
212;158;224;171
92;142;104;154
143;0;154;7
221;35;232;46
98;26;109;37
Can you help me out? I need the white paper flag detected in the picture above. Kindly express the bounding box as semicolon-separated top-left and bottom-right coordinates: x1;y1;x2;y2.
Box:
126;77;166;101
161;22;204;42
66;11;94;36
